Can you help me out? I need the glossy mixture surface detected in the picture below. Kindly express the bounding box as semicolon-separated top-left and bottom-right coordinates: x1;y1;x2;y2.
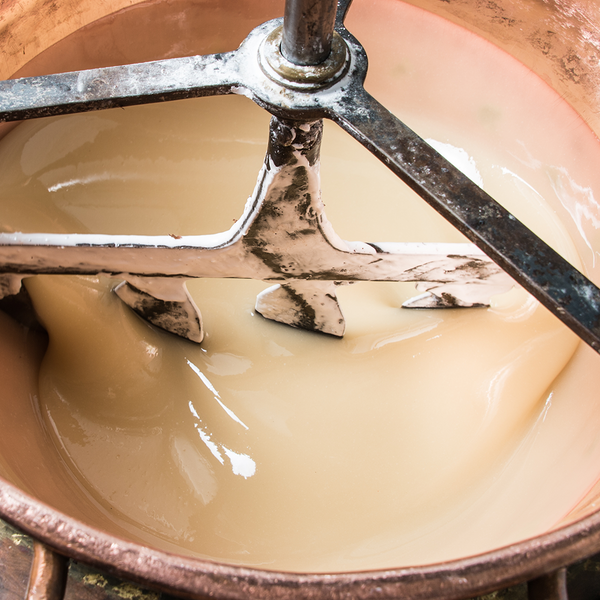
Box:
1;0;600;574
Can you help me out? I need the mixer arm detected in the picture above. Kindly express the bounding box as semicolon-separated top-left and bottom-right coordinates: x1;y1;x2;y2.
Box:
335;0;353;25
0;118;513;339
0;52;240;122
0;0;599;351
0;0;353;123
327;87;600;352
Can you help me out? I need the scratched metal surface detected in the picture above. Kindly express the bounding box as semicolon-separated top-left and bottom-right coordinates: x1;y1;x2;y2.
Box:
5;517;600;600
1;2;600;351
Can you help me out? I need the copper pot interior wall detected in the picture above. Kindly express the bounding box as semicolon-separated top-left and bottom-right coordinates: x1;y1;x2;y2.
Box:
1;0;600;599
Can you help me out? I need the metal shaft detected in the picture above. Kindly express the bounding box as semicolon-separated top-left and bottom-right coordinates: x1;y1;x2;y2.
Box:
282;0;337;65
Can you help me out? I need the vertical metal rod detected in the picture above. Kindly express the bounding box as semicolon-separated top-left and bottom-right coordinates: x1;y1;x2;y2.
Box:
26;542;69;600
282;0;337;65
528;569;568;600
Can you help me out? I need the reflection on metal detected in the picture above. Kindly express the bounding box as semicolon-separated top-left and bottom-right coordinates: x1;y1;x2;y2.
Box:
282;0;337;66
26;542;68;600
260;26;349;90
0;0;599;349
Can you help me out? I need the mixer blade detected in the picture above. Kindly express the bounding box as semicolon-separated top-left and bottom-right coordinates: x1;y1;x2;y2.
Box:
114;277;204;343
0;0;598;351
0;117;512;340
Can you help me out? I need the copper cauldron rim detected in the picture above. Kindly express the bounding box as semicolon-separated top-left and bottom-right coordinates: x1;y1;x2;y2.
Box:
1;474;599;600
2;0;600;598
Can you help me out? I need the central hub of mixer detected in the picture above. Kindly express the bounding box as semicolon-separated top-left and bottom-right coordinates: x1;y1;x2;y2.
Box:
259;26;349;89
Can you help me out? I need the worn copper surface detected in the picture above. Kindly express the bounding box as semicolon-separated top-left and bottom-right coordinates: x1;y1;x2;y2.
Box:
2;476;600;600
1;0;600;598
408;0;600;140
26;542;68;600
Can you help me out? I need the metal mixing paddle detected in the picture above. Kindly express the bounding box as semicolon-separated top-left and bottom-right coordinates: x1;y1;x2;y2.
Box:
0;0;598;351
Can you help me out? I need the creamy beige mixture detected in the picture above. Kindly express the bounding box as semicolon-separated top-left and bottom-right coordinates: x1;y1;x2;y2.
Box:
1;0;600;574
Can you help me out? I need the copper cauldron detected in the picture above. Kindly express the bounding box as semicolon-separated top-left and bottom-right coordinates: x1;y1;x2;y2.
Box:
1;0;600;598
